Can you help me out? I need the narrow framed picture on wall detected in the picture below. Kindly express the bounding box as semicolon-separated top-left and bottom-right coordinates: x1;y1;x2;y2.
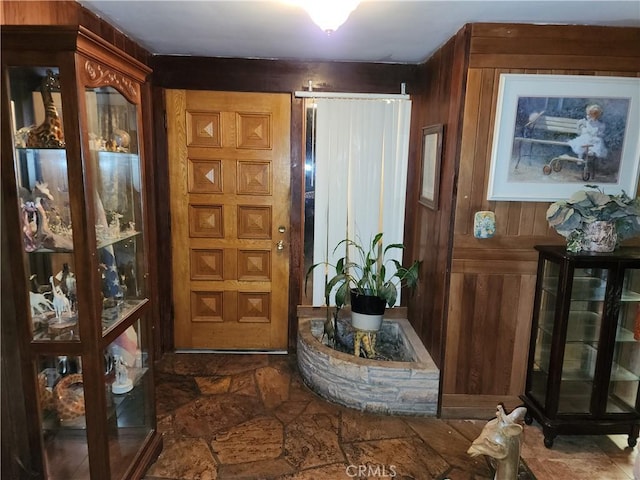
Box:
487;74;640;201
419;124;444;209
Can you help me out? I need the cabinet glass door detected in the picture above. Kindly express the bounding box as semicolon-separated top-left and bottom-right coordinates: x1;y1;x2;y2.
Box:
85;82;154;478
10;66;78;342
530;258;560;407
8;66;88;477
85;85;148;334
608;268;640;414
558;267;606;413
105;317;154;480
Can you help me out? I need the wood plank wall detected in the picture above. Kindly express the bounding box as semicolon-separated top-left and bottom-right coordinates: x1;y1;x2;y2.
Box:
439;23;640;418
406;25;470;373
1;1;150;64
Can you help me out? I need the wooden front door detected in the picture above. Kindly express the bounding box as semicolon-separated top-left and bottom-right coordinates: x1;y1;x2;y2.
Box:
166;90;291;350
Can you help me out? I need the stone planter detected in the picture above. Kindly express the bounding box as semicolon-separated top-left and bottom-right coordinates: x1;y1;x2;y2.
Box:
297;314;440;415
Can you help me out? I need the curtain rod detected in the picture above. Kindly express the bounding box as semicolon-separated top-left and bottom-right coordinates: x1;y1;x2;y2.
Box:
294;91;410;100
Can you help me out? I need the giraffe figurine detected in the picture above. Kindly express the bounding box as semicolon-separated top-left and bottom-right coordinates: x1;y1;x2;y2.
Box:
26;70;65;149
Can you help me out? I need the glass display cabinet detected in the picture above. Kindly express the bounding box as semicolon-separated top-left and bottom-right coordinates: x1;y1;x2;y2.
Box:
522;245;640;448
1;26;161;479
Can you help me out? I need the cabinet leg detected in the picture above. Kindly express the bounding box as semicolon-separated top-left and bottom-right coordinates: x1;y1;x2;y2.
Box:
542;428;556;449
629;425;639;448
524;412;533;425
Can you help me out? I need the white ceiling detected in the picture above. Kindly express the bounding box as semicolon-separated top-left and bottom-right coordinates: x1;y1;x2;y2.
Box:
78;0;640;64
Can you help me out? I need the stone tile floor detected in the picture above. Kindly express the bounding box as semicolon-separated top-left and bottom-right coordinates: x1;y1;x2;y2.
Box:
144;353;638;480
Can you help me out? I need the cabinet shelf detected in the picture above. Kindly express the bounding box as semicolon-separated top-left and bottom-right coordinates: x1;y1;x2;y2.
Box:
543;276;640;303
25;230;142;254
102;299;147;334
611;362;640;382
543;276;606;300
538;310;601;343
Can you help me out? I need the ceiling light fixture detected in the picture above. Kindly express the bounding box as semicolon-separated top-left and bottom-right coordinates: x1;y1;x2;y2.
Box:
293;1;361;34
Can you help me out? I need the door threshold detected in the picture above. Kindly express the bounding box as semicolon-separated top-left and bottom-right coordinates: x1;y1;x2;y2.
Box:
174;349;288;355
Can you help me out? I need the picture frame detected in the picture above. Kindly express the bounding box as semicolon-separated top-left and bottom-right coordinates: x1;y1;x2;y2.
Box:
487;74;640;202
419;124;443;209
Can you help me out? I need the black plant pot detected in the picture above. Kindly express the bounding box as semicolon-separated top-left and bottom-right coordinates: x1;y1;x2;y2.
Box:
350;289;386;314
350;289;386;331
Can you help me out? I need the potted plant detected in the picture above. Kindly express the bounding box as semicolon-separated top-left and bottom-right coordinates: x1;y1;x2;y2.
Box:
546;185;640;253
306;232;420;334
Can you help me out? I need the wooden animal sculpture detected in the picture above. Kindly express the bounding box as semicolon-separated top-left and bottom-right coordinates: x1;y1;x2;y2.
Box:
26;69;65;149
30;291;54;316
49;276;70;319
467;405;527;480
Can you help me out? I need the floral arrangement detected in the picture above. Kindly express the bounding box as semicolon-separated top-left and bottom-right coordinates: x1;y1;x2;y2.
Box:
546;185;640;253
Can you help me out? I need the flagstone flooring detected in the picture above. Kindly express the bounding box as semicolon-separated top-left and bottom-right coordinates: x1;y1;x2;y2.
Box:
143;353;637;480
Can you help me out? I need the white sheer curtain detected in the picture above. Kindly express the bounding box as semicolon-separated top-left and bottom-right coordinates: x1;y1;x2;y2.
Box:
311;97;412;306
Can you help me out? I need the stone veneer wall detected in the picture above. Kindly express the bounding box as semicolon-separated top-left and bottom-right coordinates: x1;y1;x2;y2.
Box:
297;317;440;415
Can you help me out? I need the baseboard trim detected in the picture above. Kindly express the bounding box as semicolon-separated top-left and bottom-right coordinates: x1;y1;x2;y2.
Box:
440;394;524;419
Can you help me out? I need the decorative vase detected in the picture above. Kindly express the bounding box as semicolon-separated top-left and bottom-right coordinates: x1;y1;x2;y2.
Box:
581;221;617;253
350;289;386;331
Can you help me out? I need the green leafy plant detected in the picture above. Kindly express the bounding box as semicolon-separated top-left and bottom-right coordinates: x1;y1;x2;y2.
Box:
546;185;640;253
305;232;421;309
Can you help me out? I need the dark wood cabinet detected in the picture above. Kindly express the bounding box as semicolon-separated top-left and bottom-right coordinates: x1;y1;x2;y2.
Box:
1;26;161;479
522;245;640;448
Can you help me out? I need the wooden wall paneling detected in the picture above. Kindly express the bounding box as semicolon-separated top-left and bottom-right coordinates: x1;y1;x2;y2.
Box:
432;26;471;370
288;95;304;350
140;80;163;359
471;35;638;58
1;1;151;64
165;89;191;348
1;1;79;26
510;273;537;393
474;275;499;393
151;85;173;352
440;394;522;419
454;234;563;252
446;272;529;397
468;24;640;71
443;273;464;393
151;56;417;95
471;23;639;43
441;25;640;416
406;26;471;372
470;69;497;220
493;274;521;393
470;23;640;57
453;68;481;237
455;274;478;392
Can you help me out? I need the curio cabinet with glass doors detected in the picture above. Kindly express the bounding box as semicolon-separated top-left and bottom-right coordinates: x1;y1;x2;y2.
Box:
1;26;161;479
522;245;640;448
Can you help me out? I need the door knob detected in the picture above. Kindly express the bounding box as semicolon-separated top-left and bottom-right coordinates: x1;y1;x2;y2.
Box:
276;240;285;251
